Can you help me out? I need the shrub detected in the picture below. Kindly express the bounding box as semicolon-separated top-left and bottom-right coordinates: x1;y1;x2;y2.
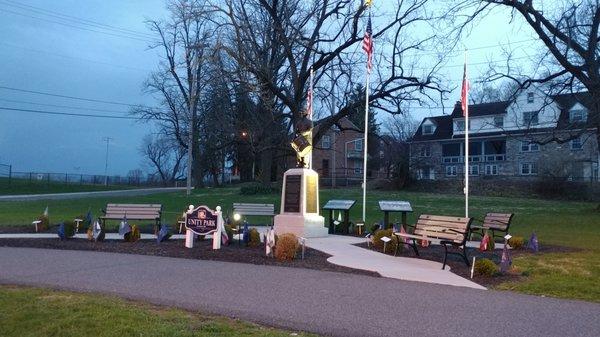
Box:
371;229;399;254
240;183;279;195
36;215;49;232
224;224;234;244
508;236;525;250
474;258;498;277
62;220;75;238
248;228;261;247
275;233;299;261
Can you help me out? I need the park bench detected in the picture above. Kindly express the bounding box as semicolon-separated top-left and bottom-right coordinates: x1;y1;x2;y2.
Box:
469;213;514;242
100;203;162;230
232;203;275;224
393;214;473;269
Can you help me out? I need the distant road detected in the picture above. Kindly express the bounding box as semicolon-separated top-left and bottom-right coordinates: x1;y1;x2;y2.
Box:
0;187;188;201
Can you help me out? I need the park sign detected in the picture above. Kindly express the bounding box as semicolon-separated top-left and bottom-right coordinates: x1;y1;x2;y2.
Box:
185;205;218;235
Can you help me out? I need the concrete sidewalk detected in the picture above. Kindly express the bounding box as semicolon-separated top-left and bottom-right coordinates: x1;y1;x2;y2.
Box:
1;247;598;337
307;235;485;289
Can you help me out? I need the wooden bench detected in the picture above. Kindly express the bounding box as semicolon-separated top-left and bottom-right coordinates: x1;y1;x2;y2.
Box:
100;203;162;229
232;203;275;224
393;214;473;269
469;213;514;242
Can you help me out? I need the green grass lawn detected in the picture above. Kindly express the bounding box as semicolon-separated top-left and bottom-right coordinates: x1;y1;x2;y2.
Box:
0;177;136;195
0;286;316;337
0;187;599;302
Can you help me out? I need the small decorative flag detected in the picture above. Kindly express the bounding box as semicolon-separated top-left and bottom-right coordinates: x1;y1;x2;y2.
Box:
242;221;249;244
221;221;229;245
399;225;409;244
500;240;512;273
118;216;131;237
421;235;429;247
84;209;93;228
479;232;490;251
43;206;49;217
57;222;66;240
265;226;275;257
157;224;172;243
527;232;539;252
92;220;104;242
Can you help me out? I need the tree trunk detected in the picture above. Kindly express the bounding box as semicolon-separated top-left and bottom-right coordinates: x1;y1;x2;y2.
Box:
258;148;273;186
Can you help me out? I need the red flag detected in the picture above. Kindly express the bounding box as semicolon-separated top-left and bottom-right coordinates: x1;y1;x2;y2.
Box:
362;14;374;73
399;225;409;244
479;232;490;251
461;61;469;116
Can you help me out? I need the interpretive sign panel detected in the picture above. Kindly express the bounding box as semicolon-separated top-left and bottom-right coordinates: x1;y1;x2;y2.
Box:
284;175;301;213
378;200;413;212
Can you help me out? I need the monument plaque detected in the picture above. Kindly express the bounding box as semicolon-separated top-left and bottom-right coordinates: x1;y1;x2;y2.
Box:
284;175;301;213
305;174;317;214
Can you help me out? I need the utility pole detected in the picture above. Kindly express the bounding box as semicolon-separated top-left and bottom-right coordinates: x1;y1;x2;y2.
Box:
102;137;113;186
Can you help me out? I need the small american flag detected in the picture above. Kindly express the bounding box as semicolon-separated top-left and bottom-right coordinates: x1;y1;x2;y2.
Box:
362;14;374;73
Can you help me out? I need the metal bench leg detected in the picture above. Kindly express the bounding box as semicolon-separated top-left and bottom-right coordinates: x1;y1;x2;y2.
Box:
442;243;448;270
411;239;419;257
461;246;470;267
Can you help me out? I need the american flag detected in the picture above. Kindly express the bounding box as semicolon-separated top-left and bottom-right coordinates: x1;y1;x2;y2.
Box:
461;61;469;116
362;14;373;73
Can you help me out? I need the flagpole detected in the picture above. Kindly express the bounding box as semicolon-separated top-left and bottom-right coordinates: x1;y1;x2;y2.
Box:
362;69;369;223
309;67;314;170
464;51;469;218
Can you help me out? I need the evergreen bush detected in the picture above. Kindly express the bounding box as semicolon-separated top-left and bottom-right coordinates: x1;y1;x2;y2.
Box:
372;229;399;254
275;233;299;261
474;258;498;277
248;228;261;247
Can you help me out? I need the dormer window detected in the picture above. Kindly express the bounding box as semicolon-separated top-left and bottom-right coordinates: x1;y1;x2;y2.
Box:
493;116;504;128
455;121;465;132
422;125;434;135
527;92;534;103
570;109;586;123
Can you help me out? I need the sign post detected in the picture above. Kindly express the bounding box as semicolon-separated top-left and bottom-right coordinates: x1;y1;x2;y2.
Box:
184;205;223;249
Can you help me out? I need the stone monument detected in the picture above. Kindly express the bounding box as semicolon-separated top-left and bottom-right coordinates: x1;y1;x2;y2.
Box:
273;110;328;238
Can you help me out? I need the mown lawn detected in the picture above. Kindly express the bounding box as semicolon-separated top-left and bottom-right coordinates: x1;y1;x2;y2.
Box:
0;177;136;195
0;187;599;302
0;286;316;337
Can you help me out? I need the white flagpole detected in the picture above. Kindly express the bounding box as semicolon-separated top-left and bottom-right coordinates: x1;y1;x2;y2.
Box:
464;51;469;218
309;67;314;170
362;66;369;223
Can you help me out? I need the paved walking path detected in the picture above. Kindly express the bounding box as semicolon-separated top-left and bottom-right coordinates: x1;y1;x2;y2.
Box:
0;187;187;201
307;236;485;289
0;247;598;337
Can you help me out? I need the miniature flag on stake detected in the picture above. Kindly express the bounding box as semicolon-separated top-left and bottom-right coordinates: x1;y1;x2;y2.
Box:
43;206;49;217
221;221;229;245
118;215;131;237
84;209;93;227
479;232;490;251
527;232;539;252
399;225;409;244
92;220;104;242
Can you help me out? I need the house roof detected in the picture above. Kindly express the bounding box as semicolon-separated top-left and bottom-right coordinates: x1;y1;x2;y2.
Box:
411;92;596;142
450;100;511;118
313;116;361;134
411;115;453;141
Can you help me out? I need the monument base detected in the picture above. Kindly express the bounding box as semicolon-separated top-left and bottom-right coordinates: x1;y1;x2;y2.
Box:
274;213;328;238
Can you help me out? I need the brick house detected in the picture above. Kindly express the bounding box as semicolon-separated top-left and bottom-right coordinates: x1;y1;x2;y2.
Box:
409;89;599;181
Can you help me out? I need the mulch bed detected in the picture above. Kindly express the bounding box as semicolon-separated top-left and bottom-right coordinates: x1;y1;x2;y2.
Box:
354;241;578;288
0;235;379;278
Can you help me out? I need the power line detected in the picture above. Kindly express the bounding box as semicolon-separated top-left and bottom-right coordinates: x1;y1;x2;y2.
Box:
0;0;155;39
0;98;130;114
0;106;140;120
0;42;149;73
0;8;156;43
0;85;141;107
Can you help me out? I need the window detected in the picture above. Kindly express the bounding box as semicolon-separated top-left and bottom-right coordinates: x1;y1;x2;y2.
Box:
520;163;538;175
527;92;534;103
321;135;331;149
523;111;539;125
446;166;457;177
521;141;539;152
571;137;583;150
570;110;586;123
485;164;498;175
354;139;363;151
493;116;504;128
455;121;465;132
469;165;479;176
420;146;431;157
422;124;434;135
417;168;434;180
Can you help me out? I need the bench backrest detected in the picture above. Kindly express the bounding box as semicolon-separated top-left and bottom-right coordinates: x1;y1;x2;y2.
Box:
414;214;472;245
104;203;162;220
482;213;513;231
233;203;275;216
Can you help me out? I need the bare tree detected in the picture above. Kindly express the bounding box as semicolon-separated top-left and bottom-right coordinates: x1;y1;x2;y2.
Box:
213;0;452;182
140;134;186;185
459;1;600;158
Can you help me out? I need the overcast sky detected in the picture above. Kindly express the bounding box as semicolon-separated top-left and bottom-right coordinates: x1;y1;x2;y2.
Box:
0;0;537;176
